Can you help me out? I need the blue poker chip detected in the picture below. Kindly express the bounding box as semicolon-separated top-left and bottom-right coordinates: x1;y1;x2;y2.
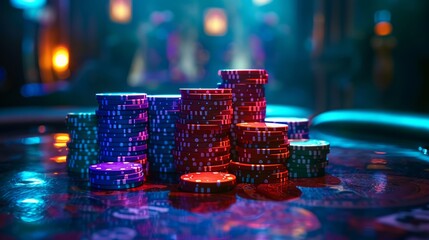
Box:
97;127;147;134
99;144;147;152
98;135;148;143
96;93;147;100
99;141;147;148
98;131;148;138
97;98;148;105
66;112;97;120
96;109;147;116
147;110;180;115
90;181;143;190
147;94;181;100
148;122;176;128
99;154;147;162
97;113;148;120
97;118;148;125
97;123;148;129
98;103;149;111
148;105;180;111
100;150;147;157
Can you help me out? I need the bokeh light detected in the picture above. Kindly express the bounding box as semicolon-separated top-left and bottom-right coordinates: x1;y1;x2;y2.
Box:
204;8;227;36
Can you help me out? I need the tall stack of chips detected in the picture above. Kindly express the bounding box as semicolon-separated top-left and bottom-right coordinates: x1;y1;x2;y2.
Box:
173;88;233;174
265;117;310;139
66;112;99;176
89;162;144;190
288;139;330;178
147;95;181;173
229;122;290;184
95;93;149;174
217;69;268;158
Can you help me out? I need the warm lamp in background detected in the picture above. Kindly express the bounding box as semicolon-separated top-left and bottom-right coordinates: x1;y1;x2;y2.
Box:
204;8;227;36
110;0;132;23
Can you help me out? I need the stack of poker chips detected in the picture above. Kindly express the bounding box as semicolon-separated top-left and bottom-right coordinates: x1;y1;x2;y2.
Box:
65;112;98;176
229;122;290;184
89;162;144;190
95;93;149;173
288;139;330;178
265;117;310;139
173;88;233;174
179;172;236;193
217;69;268;158
147;95;181;173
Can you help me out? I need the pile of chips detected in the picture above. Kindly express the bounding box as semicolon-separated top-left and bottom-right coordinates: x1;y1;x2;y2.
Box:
147;95;181;173
288;139;330;178
89;162;144;190
265;117;310;139
66;112;99;176
229;122;290;184
173;88;233;174
179;172;236;193
217;69;268;158
95;93;149;176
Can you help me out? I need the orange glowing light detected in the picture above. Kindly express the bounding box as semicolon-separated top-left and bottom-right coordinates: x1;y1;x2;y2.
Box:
110;0;132;23
54;133;69;142
52;46;69;72
374;22;392;36
204;8;227;36
50;156;67;163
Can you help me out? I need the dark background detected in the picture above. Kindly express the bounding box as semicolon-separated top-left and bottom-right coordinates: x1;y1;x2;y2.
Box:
0;0;428;113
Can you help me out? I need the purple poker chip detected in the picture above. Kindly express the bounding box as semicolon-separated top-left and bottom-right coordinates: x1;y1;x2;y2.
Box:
90;174;145;185
89;162;142;175
90;170;144;181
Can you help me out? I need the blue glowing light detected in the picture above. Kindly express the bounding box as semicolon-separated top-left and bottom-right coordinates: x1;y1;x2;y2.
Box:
10;0;46;9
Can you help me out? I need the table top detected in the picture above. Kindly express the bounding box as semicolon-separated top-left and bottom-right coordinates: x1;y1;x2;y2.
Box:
0;107;429;239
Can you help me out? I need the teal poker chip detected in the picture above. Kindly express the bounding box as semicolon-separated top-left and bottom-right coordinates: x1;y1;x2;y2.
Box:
289;139;330;151
96;92;147;101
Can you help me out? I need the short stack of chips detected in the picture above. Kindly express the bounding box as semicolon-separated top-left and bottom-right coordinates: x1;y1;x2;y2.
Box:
95;93;149;174
147;95;181;173
265;117;310;139
229;122;290;184
66;112;99;176
288;139;330;178
179;172;236;193
217;69;268;158
173;88;233;174
89;162;144;190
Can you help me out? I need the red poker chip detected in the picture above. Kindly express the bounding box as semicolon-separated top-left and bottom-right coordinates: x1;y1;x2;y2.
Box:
176;123;231;131
236;129;285;137
231;170;288;184
233;100;267;107
218;69;267;75
179;88;232;94
233;114;265;120
222;78;268;85
173;152;231;162
239;151;290;160
236;134;287;143
175;128;230;136
181;93;233;101
180;99;233;106
174;135;230;143
234;105;267;112
180;104;232;111
218;82;265;90
172;149;229;158
175;145;230;153
232;92;265;98
219;72;269;79
235;146;289;155
229;161;287;173
176;163;230;174
233;96;266;102
229;87;265;93
236;122;288;132
177;118;232;125
236;141;289;149
180;114;233;121
175;131;228;139
176;139;231;148
179;172;236;193
180;108;233;115
237;155;289;164
174;158;231;169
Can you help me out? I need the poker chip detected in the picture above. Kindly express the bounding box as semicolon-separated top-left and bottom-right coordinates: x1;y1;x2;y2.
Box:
89;162;143;175
179;172;236;193
147;94;181;173
265;117;310;139
286;139;330;178
179;88;232;94
96;93;149;167
180;99;233;106
66;112;99;174
236;122;288;132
